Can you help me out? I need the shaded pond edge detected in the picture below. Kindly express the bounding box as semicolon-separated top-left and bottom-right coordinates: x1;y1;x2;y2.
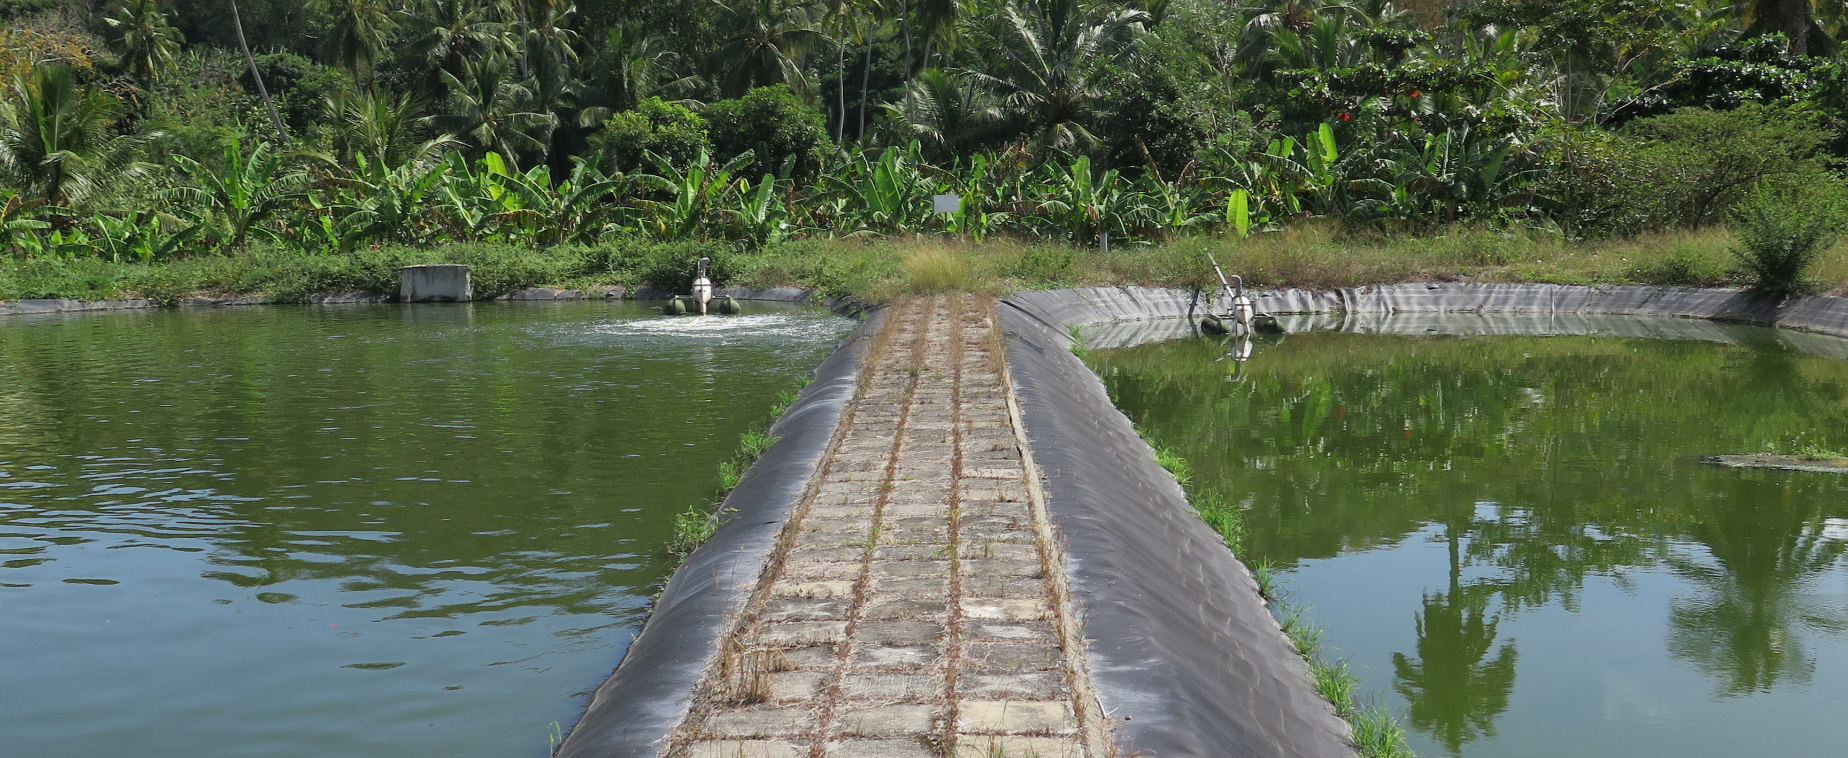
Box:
554;304;881;758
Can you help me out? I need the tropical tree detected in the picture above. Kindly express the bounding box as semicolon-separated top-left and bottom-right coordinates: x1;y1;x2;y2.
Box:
400;0;514;95
103;0;185;84
425;55;558;170
709;0;834;97
316;0;399;80
327;88;461;168
583;27;694;115
0;63;155;207
961;0;1149;152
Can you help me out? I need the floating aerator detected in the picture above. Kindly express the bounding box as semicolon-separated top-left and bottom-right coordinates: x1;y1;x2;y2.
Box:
663;257;744;317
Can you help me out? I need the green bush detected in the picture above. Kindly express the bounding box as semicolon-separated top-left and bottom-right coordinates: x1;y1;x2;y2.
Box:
588;97;711;173
704;85;831;181
1624;105;1833;228
1730;183;1848;295
247;52;349;132
1535;106;1835;238
619;239;745;291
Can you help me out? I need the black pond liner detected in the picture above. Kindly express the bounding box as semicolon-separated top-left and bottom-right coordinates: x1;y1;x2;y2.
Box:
999;297;1356;758
556;308;883;758
999;283;1848;758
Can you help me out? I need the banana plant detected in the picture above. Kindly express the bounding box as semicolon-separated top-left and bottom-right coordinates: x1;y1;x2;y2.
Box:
923;151;1014;241
1030;155;1148;245
479;156;627;246
725;173;793;249
823;144;934;236
11;227;96;257
1140;168;1215;238
1;191;51;254
90;211;201;262
632;148;755;240
1348;125;1519;224
163;137;308;248
314;151;456;249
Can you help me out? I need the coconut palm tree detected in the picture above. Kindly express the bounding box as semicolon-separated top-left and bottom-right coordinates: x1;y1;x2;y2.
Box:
709;0;834;98
103;0;185;84
424;55;557;171
317;0;399;81
326;88;461;168
962;0;1148;152
586;27;694;114
0;63;155;207
399;0;515;96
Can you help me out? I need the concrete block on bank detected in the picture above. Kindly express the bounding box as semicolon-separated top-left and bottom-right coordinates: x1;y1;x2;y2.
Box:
401;265;472;302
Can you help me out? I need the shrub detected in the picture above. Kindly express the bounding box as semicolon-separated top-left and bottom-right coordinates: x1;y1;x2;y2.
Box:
1623;105;1833;228
620;239;745;291
704;85;831;181
1730;183;1848;295
246;52;349;132
1536;106;1835;237
588;97;710;173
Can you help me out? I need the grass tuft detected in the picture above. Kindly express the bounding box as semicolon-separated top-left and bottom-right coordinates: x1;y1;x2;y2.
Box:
898;246;981;294
665;376;809;559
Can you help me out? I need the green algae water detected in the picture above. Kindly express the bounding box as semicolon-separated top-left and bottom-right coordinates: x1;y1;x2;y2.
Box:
1090;319;1848;758
0;301;853;758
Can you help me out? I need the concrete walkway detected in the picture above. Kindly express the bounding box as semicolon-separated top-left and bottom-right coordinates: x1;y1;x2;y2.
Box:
664;295;1107;758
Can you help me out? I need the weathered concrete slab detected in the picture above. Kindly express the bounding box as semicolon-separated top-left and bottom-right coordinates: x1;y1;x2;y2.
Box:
400;264;472;302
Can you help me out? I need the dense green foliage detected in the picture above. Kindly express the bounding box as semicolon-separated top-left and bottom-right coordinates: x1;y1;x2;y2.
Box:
6;0;1848;293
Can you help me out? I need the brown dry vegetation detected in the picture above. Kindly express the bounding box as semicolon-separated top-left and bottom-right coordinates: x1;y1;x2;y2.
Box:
742;226;1848;302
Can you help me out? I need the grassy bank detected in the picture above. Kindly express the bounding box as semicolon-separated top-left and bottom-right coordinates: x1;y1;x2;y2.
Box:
7;226;1848;306
1079;325;1416;757
1134;410;1417;756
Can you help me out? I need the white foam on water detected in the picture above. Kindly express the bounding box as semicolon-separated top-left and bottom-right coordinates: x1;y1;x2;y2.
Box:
592;313;818;339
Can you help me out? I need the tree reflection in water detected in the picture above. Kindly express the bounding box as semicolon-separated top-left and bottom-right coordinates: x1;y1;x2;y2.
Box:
1667;485;1848;696
1093;328;1848;754
1392;518;1517;754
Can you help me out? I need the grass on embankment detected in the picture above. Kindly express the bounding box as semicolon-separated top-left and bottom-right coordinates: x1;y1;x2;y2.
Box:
7;225;1847;305
666;382;808;560
1152;449;1416;758
1084;326;1414;758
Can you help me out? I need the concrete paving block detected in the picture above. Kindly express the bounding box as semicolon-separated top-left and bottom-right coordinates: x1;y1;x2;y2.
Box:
952;735;1082;758
955;701;1076;735
840;672;936;701
826;738;940;757
705;707;815;738
836;704;935;736
690;739;807;758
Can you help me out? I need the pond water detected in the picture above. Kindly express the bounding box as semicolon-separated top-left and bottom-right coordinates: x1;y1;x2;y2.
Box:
1090;319;1848;758
0;301;854;758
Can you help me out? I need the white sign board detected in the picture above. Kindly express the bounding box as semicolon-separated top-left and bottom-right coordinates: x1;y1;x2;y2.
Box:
932;194;961;214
